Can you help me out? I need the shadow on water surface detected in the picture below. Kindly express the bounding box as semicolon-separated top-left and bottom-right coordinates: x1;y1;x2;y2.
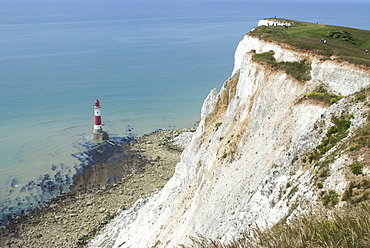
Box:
0;127;148;227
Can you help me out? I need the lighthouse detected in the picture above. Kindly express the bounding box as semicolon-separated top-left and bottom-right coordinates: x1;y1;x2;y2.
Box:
93;99;109;141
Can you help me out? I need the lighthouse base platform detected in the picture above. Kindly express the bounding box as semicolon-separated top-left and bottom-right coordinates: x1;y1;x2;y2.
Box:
93;131;109;141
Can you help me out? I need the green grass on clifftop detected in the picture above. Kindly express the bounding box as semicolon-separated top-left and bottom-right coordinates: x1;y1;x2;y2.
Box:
249;18;370;66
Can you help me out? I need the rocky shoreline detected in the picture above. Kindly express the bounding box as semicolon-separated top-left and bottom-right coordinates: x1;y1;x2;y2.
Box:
0;127;195;248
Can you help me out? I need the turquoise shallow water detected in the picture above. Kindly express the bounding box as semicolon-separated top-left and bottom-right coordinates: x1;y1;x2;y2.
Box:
0;0;369;224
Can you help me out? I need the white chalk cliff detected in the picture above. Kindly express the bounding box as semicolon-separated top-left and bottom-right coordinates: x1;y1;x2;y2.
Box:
89;20;370;247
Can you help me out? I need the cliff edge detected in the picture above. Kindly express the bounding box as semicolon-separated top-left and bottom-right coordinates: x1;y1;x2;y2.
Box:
89;19;370;247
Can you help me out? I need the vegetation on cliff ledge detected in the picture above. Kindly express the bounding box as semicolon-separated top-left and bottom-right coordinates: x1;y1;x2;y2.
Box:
249;18;370;66
252;50;311;82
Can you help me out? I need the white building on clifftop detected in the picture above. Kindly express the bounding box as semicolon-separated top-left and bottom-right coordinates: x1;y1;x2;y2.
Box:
258;18;292;27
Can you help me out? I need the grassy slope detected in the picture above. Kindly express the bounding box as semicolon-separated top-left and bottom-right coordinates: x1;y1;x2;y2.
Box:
249;18;370;66
180;204;370;248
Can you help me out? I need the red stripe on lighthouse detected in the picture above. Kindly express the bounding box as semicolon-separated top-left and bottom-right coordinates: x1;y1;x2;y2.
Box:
94;116;102;125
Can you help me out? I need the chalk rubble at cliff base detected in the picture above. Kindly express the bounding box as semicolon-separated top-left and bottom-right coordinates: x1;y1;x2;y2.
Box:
0;128;194;248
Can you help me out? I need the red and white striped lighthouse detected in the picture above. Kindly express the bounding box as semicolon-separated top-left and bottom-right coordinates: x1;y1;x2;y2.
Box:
93;99;102;132
93;99;108;140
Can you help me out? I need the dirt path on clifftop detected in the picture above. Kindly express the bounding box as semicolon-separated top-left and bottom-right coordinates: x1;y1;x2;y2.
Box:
0;128;194;248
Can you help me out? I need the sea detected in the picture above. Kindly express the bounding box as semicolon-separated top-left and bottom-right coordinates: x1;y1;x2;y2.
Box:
0;0;369;225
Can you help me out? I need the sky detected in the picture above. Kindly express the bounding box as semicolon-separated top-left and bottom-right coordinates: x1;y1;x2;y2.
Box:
159;0;369;2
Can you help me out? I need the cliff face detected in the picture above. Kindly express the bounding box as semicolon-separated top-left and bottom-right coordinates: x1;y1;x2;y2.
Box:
89;25;370;248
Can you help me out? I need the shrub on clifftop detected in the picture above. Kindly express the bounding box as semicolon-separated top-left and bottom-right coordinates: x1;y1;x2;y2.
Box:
327;30;356;44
